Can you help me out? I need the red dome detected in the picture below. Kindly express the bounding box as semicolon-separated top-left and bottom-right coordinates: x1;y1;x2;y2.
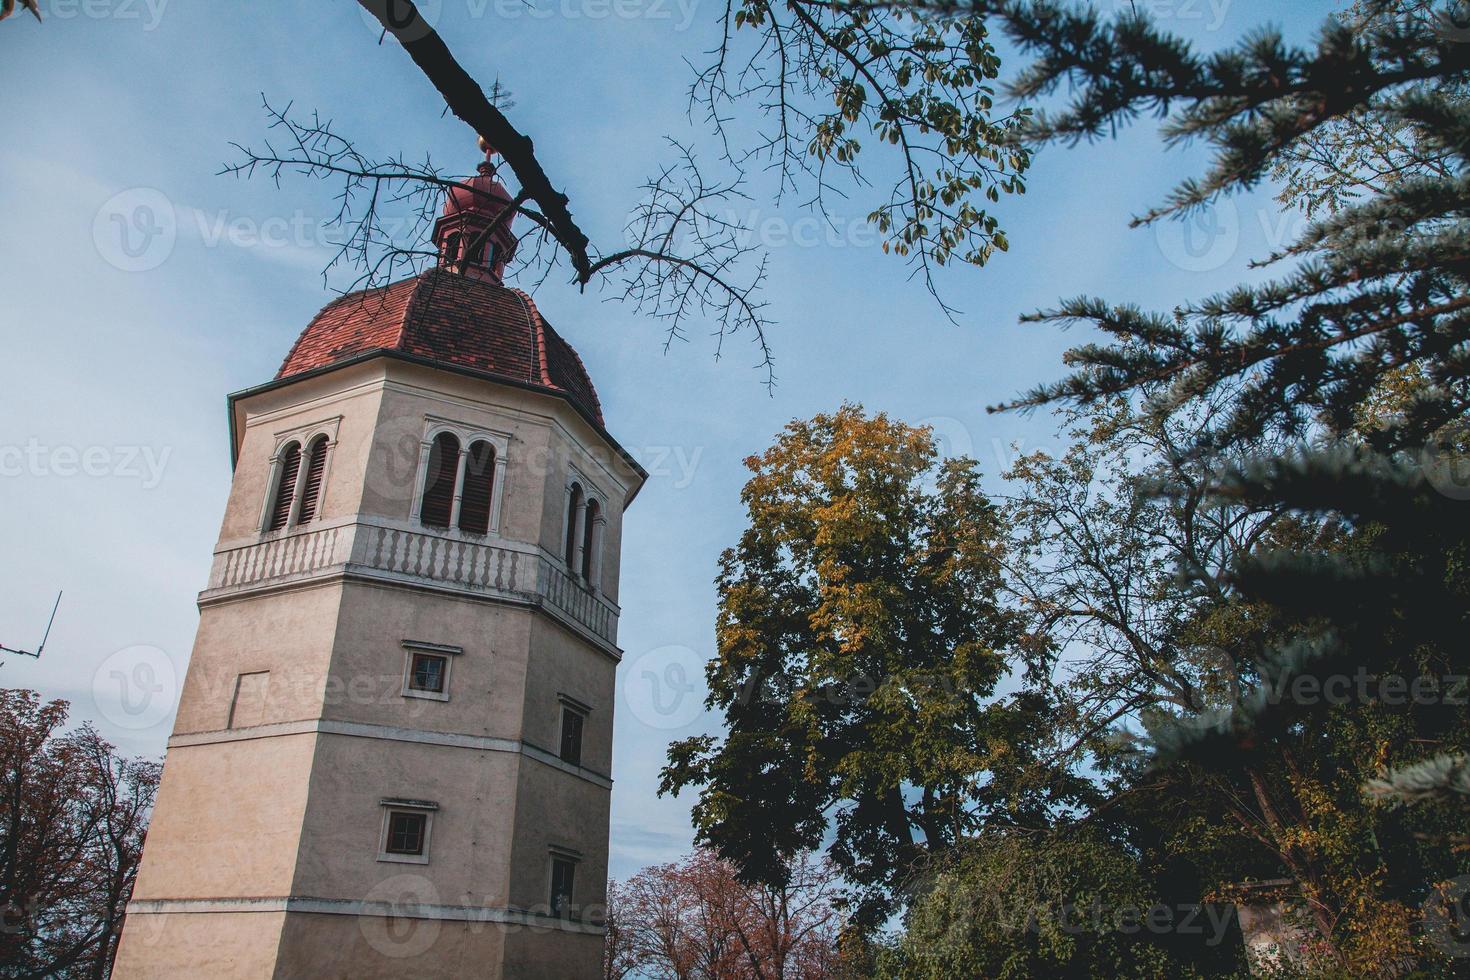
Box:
443;164;513;218
277;267;603;425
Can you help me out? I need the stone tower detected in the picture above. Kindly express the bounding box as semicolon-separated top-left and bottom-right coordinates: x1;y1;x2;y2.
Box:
113;144;645;979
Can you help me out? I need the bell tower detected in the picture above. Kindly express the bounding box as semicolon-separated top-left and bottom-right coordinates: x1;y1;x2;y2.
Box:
113;147;645;979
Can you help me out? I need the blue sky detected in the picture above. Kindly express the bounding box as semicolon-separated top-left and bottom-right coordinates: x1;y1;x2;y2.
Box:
0;0;1337;883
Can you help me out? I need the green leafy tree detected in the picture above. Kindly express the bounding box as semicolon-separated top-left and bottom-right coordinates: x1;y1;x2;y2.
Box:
660;405;1075;925
955;0;1470;969
876;827;1243;979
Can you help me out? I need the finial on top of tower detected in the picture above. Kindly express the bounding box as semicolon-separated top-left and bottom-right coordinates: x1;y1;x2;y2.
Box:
476;135;499;175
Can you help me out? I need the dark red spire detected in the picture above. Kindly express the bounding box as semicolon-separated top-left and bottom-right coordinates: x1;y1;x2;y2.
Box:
433;137;518;284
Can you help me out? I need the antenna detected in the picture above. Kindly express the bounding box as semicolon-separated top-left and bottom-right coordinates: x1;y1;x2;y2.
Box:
1;591;62;659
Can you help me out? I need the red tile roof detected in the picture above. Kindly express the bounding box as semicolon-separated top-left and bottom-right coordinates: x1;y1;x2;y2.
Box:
277;268;603;424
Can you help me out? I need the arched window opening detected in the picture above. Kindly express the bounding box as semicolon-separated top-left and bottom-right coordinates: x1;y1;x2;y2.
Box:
267;441;302;532
297;435;329;525
564;483;583;571
580;499;601;584
419;432;460;528
457;440;496;535
443;232;461;265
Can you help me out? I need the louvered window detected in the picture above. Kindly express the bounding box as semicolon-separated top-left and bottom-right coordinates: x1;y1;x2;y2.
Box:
419;433;460;528
297;435;329;524
267;442;301;531
564;481;582;567
580;498;601;583
457;440;495;535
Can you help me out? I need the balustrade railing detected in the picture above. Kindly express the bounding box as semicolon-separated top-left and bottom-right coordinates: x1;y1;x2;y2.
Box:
207;523;617;645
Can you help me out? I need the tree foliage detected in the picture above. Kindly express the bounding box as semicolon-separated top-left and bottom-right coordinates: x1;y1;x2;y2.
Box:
977;0;1470;454
605;848;848;979
0;690;159;980
660;405;1076;925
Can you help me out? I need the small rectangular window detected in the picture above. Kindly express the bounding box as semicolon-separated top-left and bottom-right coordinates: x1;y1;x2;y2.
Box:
550;857;576;917
408;652;447;694
386;812;427;855
559;706;585;767
378;799;437;865
401;641;459;702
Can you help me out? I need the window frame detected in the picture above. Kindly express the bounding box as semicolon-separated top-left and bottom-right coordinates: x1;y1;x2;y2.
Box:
258;417;341;535
400;640;462;702
377;798;438;865
562;470;608;590
557;694;590;768
410;418;511;538
547;847;582;919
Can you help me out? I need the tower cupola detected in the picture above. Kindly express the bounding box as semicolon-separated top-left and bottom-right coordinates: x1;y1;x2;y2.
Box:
433;137;518;283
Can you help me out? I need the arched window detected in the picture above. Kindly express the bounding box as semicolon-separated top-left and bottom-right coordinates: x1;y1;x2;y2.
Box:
297;435;329;524
564;482;583;571
419;432;460;528
457;440;496;535
581;498;601;583
266;441;302;532
443;232;461;265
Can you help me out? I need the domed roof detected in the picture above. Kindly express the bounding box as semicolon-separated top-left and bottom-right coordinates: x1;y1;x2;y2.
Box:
443;164;513;218
277;266;603;425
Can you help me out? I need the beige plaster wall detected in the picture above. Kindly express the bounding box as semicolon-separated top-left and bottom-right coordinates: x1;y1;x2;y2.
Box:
521;615;617;774
130;735;318;901
501;927;603;980
112;910;286;979
504;760;612;915
290;734;520;906
175;583;344;734
320;580;530;740
272;911;510;980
